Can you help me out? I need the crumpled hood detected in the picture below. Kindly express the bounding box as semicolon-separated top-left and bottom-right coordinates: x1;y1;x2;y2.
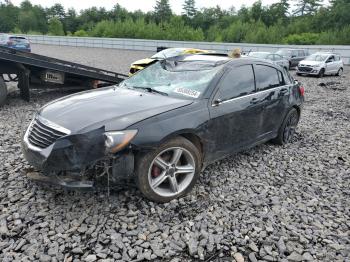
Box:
39;86;192;133
132;58;156;66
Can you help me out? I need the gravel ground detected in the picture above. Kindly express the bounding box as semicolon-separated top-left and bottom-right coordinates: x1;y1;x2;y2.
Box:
0;44;349;262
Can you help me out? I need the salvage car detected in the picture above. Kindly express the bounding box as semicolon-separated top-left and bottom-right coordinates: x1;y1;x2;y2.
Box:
247;52;290;70
129;47;210;75
297;52;344;77
0;34;31;52
22;54;304;202
276;49;310;68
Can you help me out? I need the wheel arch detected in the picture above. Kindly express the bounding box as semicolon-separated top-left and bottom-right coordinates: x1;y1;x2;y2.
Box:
292;105;301;117
157;130;204;160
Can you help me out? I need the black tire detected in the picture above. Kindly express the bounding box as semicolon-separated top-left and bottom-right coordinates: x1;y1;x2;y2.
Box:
0;75;7;107
135;136;201;203
336;68;343;76
318;68;325;78
296;72;301;76
272;108;300;145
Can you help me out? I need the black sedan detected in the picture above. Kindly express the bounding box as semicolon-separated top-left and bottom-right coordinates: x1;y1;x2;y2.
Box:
22;54;304;202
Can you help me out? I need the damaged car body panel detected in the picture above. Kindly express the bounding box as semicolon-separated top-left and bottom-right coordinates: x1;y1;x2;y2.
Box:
37;87;194;133
22;54;304;200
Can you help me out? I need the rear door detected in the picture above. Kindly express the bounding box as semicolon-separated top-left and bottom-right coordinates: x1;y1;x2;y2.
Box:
207;64;264;161
253;64;290;137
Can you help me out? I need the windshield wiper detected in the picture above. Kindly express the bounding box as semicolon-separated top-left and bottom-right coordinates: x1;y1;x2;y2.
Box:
133;86;168;96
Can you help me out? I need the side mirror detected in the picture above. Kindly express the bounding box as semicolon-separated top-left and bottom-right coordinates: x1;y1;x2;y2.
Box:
291;55;296;58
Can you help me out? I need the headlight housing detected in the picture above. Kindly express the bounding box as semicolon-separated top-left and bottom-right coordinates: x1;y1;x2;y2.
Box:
104;130;138;154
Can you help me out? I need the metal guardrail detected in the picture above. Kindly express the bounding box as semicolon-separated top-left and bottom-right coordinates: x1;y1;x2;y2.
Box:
25;35;350;65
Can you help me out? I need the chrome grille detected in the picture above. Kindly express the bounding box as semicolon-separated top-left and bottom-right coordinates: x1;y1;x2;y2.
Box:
298;66;312;72
27;118;69;149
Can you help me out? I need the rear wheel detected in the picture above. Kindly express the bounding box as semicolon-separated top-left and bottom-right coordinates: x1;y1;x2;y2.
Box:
272;108;300;145
0;75;7;106
318;68;325;78
136;137;201;203
336;68;343;76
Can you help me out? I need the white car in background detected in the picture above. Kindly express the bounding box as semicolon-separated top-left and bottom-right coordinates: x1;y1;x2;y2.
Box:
297;53;344;77
247;52;290;70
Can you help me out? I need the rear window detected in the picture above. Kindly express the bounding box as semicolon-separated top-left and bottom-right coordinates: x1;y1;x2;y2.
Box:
9;37;29;43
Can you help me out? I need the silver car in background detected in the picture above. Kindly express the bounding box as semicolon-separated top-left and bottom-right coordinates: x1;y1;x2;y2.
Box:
297;53;344;77
248;52;290;70
276;49;310;68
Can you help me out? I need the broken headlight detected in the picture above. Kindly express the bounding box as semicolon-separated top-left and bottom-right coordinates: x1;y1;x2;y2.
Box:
104;130;138;154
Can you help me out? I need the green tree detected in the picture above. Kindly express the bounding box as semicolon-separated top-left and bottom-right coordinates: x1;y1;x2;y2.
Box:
183;0;197;18
47;3;65;20
154;0;172;23
18;11;38;33
48;17;65;36
64;8;78;33
0;3;19;32
294;0;323;16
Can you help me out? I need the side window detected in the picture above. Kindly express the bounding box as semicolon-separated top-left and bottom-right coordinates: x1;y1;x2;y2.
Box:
274;54;281;61
216;65;255;101
298;50;304;57
266;54;274;61
282;68;292;84
328;55;335;62
292;50;298;57
278;70;285;85
255;64;283;91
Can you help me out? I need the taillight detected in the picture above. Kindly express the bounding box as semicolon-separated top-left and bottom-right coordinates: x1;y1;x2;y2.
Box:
299;86;305;96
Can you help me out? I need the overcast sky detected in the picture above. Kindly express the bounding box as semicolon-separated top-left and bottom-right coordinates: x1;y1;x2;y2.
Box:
11;0;282;13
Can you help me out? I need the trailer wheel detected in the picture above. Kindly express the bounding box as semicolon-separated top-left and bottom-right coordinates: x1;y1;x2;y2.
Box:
0;75;8;106
18;70;30;102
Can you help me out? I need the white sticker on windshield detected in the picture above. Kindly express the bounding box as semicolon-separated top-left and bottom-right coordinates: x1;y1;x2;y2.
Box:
174;87;201;98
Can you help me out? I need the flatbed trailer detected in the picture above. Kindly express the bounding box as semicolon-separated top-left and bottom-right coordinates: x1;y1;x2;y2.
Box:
0;46;128;106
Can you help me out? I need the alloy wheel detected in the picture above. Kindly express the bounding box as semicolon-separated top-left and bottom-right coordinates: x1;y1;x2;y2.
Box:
148;147;196;197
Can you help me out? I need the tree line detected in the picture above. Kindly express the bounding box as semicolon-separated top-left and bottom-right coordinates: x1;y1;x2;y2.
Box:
0;0;349;45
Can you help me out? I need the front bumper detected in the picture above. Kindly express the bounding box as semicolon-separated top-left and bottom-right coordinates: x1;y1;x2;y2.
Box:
22;127;135;188
297;67;321;75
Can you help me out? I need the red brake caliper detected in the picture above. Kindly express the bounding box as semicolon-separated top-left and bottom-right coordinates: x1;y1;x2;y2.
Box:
152;166;161;178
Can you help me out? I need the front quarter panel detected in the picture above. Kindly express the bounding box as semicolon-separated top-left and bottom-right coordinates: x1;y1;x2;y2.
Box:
128;100;210;151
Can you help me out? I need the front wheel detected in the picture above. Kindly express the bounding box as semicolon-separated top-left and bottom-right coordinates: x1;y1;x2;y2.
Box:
318;68;325;78
272;108;300;145
135;137;201;203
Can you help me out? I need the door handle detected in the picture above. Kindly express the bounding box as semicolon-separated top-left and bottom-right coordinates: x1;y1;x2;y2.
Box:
280;88;288;94
250;98;259;104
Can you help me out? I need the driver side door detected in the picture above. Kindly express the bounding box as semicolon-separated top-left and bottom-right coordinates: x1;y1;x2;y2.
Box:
206;64;264;162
